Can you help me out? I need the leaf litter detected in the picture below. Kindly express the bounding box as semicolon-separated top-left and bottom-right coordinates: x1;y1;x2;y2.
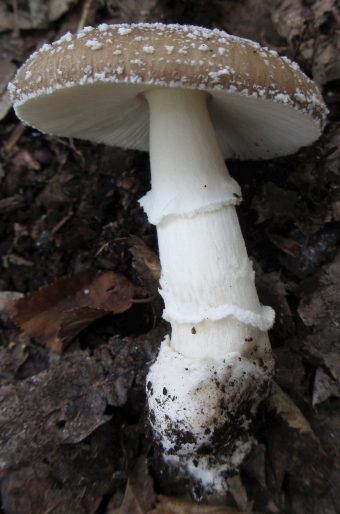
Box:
7;268;143;352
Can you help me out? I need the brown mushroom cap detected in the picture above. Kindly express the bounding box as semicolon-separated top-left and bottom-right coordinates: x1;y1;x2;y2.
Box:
9;23;327;159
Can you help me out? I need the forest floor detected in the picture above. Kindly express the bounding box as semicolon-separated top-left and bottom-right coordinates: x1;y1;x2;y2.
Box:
0;0;339;513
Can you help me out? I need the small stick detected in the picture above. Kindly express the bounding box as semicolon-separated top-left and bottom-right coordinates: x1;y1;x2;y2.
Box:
76;0;94;33
3;123;26;154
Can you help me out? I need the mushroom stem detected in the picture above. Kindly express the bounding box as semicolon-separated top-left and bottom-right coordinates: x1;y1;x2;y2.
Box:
141;87;275;491
141;88;273;359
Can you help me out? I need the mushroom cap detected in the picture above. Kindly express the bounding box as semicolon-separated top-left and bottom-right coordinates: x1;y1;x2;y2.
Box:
9;23;327;159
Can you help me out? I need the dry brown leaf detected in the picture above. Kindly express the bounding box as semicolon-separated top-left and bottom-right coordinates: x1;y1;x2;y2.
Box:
268;234;302;258
266;383;332;494
128;235;161;287
0;291;24;314
313;367;340;407
128;235;163;325
150;495;263;514
268;383;317;435
8;269;142;352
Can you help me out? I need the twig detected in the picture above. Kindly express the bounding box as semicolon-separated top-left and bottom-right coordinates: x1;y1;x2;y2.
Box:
77;0;94;33
11;0;20;38
3;123;26;154
49;208;74;240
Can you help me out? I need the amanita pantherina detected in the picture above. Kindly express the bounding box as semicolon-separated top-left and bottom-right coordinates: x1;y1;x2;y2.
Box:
9;23;327;491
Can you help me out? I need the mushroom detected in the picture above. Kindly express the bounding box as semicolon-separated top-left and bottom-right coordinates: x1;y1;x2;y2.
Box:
9;23;327;492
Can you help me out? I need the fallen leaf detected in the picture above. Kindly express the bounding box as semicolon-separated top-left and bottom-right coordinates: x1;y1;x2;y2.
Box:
298;251;340;380
8;269;143;352
128;235;161;286
150;495;263;513
268;234;302;258
251;182;298;224
0;291;24;315
28;0;49;28
272;341;308;399
106;0;160;23
0;325;161;478
1;423;122;514
0;340;28;385
127;235;163;325
243;444;267;490
0;3;33;32
268;383;317;434
265;383;332;495
108;456;155;514
253;261;295;338
0;195;25;214
0;89;12;117
272;0;340;84
278;228;338;279
313;367;340;407
12;148;41;170
227;475;251;512
47;0;81;22
272;0;308;48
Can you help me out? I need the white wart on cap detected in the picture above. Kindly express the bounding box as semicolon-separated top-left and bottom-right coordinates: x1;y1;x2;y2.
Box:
10;23;326;159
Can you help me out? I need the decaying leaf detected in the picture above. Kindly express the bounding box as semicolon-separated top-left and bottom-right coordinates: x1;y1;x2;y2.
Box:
268;234;302;258
0;59;17;121
272;340;308;400
298;251;340;380
11;148;41;171
278;228;338;279
0;194;25;214
0;3;33;33
227;475;251;513
266;383;332;495
268;383;317;434
313;367;340;407
1;423;122;514
7;269;143;352
0;338;29;385
128;235;163;325
251;182;298;224
253;261;295;337
0;325;162;479
29;0;49;29
128;235;161;286
106;0;160;23
47;0;81;22
0;291;24;316
272;0;340;84
150;495;263;513
243;444;267;490
107;456;155;514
